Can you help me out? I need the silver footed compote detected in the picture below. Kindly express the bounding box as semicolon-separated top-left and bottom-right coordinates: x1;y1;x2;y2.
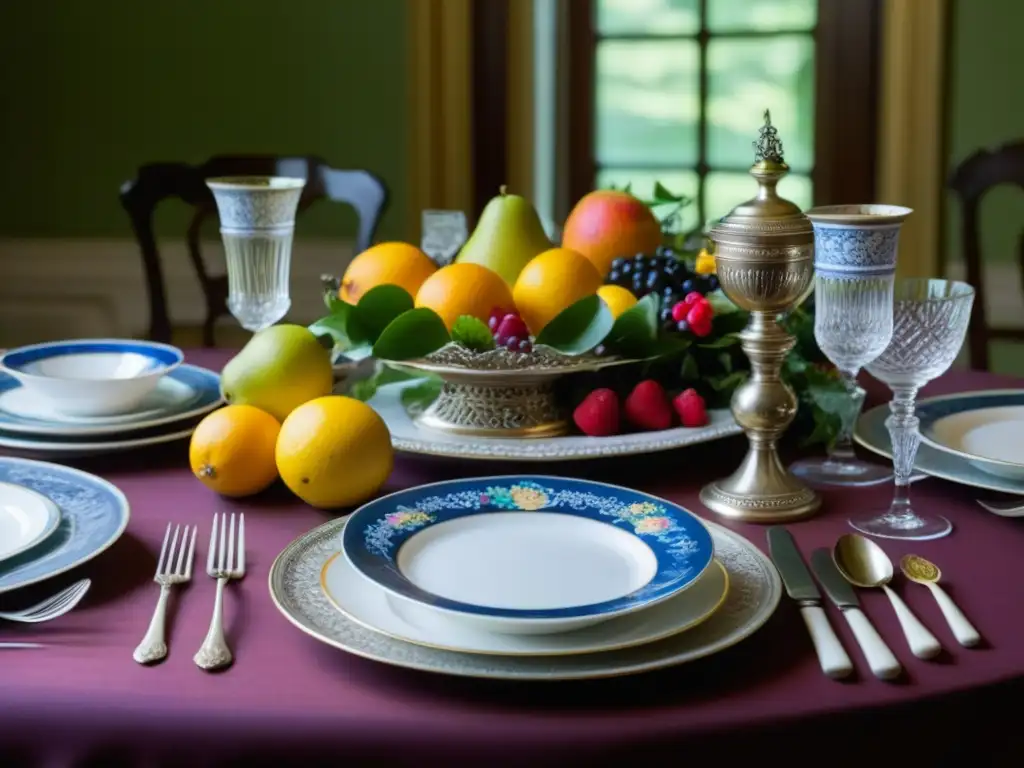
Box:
851;279;975;540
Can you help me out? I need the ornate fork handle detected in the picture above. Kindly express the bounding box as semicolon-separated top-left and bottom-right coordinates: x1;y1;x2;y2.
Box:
194;576;232;670
133;583;172;665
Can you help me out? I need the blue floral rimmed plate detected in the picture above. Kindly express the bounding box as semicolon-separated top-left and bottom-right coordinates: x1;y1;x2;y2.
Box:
0;364;221;437
342;476;714;635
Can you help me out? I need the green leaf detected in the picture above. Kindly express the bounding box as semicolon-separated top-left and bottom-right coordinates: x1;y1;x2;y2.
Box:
372;308;451;360
653;181;683;202
307;310;350;348
706;370;748;392
324;291;348;314
348;363;427;402
339;343;374;362
697;332;741;350
450;316;496;352
536;295;615;355
705;290;740;316
401;377;443;417
350;285;415;344
679;353;699;381
604;293;659;356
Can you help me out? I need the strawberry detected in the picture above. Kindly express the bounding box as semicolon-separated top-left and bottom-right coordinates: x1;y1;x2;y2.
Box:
573;388;620;437
673;388;708;427
624;380;674;431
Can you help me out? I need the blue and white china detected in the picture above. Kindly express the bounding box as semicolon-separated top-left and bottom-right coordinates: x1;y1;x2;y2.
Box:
0;339;183;418
0;457;130;594
916;390;1024;481
322;545;728;655
806;204;913;275
206;176;305;231
368;380;742;461
0;364;220;437
0;423;196;459
270;516;781;680
342;476;715;635
0;481;61;564
855;400;1024;497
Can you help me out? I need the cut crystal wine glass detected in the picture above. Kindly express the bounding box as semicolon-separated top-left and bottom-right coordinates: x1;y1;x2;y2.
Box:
850;279;975;540
790;272;895;486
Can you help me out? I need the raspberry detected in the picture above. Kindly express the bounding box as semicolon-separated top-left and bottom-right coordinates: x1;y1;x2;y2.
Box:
683;291;704;306
573;389;620;437
671;301;689;323
686;299;713;326
624;380;674;431
673;388;708;427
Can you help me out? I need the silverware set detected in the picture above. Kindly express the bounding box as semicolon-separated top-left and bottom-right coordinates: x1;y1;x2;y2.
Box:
134;512;245;671
768;527;980;681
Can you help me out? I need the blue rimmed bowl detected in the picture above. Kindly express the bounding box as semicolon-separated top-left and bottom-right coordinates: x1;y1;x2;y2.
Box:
341;475;715;635
0;339;184;418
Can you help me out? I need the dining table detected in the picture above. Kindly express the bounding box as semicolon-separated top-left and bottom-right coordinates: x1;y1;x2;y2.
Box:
1;348;1022;768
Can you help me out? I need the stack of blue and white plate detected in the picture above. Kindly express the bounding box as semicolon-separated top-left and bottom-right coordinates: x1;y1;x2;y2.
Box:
0;339;221;458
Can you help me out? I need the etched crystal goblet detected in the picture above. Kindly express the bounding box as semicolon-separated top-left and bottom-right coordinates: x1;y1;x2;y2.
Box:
790;272;895;486
850;279;975;540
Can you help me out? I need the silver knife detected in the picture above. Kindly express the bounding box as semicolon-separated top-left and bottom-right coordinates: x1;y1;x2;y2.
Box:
810;548;902;680
0;642;44;649
767;528;852;679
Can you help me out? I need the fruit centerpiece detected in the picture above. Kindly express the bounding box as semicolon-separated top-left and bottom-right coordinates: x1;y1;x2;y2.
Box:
313;185;846;448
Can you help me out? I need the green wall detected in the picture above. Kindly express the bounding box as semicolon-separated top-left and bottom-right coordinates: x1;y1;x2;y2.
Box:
946;0;1024;266
0;0;409;240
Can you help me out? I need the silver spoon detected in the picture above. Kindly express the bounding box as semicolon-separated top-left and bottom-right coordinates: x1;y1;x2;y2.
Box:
833;535;942;659
901;554;981;647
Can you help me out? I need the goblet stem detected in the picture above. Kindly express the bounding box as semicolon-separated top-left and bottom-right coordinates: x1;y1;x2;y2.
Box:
827;370;865;464
883;387;924;528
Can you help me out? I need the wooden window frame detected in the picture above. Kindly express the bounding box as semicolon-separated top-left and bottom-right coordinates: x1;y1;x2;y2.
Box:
564;0;882;221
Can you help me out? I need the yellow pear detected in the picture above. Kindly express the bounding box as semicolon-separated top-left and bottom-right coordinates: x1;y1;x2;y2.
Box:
455;186;552;286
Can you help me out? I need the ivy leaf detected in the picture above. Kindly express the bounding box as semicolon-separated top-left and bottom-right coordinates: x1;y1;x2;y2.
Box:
536;295;615;355
401;377;443;417
372;308;451;360
349;285;415;345
604;294;659;356
450;316;496;352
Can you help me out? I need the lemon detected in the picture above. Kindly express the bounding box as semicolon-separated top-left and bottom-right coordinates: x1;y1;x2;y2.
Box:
189;405;281;497
512;247;603;334
596;285;638;319
276;396;394;509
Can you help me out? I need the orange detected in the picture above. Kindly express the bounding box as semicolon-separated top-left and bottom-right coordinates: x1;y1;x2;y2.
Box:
276;396;394;509
597;285;638;319
414;263;514;330
190;405;281;497
340;242;438;304
562;190;663;278
512;248;603;334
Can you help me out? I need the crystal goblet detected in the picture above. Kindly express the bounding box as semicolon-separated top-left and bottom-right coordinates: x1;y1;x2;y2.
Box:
850;279;975;540
206;176;306;332
790;272;895;486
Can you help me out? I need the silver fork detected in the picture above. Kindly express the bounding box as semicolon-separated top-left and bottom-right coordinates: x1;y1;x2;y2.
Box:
194;512;245;671
977;498;1024;517
0;579;91;624
133;523;197;664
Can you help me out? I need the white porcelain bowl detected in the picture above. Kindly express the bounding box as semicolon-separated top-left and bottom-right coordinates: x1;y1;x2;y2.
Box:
0;340;184;417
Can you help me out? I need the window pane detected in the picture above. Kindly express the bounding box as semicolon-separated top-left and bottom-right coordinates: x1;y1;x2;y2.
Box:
596;0;700;36
596;41;700;166
595;168;700;233
706;35;815;172
705;171;812;222
707;0;817;32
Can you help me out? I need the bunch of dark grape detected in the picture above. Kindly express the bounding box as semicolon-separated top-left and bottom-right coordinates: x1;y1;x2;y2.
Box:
605;246;719;333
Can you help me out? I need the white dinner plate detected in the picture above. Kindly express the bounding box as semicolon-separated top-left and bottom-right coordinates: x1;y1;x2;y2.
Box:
367;380;741;462
0;481;61;563
322;550;728;656
269;516;781;680
916;391;1024;480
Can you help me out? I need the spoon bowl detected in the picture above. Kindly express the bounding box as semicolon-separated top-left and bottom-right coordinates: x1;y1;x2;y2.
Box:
900;554;980;647
833;534;941;659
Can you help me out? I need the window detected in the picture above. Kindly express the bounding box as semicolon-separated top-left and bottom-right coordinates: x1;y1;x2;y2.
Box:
566;0;880;228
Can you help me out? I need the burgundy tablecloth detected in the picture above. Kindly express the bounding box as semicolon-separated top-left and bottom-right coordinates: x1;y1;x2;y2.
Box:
2;350;1023;767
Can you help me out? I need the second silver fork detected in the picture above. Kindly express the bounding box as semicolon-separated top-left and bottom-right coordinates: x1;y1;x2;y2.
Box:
194;512;245;671
133;523;197;665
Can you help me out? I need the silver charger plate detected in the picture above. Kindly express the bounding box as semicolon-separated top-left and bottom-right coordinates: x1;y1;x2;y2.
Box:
366;381;742;462
268;516;781;680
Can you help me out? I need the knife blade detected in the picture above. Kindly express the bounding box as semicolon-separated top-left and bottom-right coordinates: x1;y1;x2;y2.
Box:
766;528;852;679
810;548;901;680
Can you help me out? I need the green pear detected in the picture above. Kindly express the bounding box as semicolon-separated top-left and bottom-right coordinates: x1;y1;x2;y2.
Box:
456;185;552;285
220;324;335;422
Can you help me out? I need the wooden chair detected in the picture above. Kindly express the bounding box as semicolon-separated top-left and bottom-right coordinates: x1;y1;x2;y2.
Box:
948;141;1024;370
120;155;388;346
